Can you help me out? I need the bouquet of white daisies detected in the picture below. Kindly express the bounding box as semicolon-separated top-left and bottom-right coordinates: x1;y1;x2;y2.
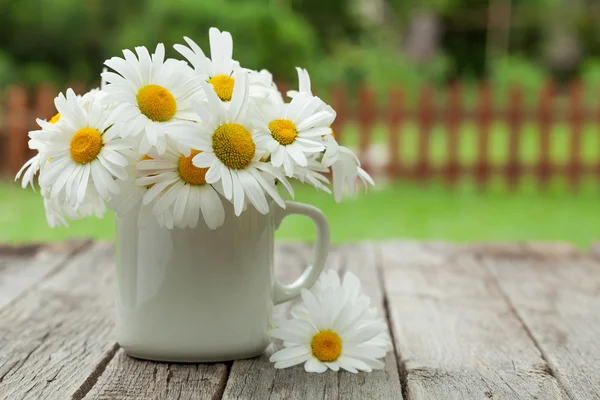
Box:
16;27;373;230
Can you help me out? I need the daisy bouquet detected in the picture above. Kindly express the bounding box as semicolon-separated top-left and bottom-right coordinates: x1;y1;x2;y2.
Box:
16;27;373;230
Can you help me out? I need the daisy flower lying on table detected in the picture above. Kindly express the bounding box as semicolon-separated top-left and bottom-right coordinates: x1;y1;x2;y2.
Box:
269;270;392;373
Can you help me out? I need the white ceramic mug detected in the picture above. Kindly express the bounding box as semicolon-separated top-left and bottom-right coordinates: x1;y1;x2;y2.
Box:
115;200;330;362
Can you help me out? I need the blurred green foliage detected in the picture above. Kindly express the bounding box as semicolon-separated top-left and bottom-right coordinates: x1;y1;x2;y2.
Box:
0;0;318;85
1;0;600;94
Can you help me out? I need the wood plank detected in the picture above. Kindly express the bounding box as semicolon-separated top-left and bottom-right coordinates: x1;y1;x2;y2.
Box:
83;350;228;400
338;243;403;400
380;241;564;399
0;242;118;400
485;248;600;400
222;244;341;400
223;244;338;399
223;244;403;400
0;241;89;310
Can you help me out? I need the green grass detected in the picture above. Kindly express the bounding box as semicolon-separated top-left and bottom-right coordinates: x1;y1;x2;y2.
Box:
2;179;599;248
3;122;599;247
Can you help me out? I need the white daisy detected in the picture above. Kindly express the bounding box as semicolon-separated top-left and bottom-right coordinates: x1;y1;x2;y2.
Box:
179;72;293;216
134;146;226;230
108;156;149;217
102;43;200;154
15;108;64;190
269;286;390;373
286;68;374;201
42;194;68;228
36;88;133;208
292;160;331;194
287;67;312;99
174;27;271;102
251;92;331;177
292;270;393;352
322;137;374;202
41;186;106;228
247;68;282;101
110;160;176;229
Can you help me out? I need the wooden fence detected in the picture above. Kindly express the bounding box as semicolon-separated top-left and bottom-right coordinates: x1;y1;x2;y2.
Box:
1;81;599;189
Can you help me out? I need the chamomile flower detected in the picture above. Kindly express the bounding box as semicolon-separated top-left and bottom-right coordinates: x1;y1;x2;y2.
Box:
252;92;331;177
179;72;293;216
134;146;226;229
174;28;272;102
286;68;374;200
36;89;133;208
292;270;393;352
269;286;390;373
15;109;64;190
292;160;331;194
110;161;176;229
287;67;312;99
322;138;374;202
108;156;151;217
247;68;282;101
102;44;200;154
41;186;106;228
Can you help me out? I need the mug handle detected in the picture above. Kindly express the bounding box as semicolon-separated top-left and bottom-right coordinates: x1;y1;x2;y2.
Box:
273;201;330;305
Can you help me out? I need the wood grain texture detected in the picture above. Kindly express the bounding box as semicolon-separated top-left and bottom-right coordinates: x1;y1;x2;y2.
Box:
485;250;600;400
83;350;228;400
0;241;89;309
380;241;565;400
0;242;118;400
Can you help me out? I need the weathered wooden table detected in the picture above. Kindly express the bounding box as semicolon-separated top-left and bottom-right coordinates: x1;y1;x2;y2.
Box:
1;241;599;400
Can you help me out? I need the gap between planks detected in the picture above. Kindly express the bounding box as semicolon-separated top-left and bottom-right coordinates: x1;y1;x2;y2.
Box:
379;241;568;400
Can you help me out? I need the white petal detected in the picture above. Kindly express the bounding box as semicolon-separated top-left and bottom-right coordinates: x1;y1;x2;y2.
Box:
191;151;214;168
304;358;327;373
274;354;311;369
269;345;310;363
238;170;268;214
199;187;225;229
269;328;311;344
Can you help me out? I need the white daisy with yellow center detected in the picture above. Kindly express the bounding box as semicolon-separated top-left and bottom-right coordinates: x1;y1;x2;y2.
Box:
269;283;390;373
174;28;275;103
16;85;104;192
292;270;393;353
179;72;293;216
288;67;374;201
134;147;226;229
252;92;332;177
16;114;61;190
102;44;200;154
36;89;133;208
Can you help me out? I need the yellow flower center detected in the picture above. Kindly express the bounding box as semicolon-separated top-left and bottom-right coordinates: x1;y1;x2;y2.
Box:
70;128;103;164
311;330;342;362
178;149;208;185
330;127;335;138
136;84;177;122
49;113;61;124
213;123;255;170
208;74;235;102
268;119;297;146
